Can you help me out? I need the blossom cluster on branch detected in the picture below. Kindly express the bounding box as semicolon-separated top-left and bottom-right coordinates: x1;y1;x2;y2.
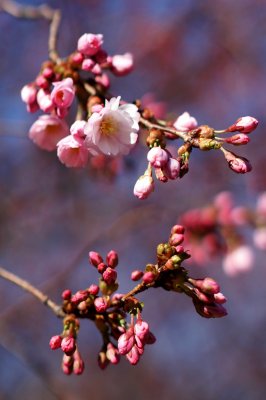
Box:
180;191;266;276
20;31;258;199
49;225;227;375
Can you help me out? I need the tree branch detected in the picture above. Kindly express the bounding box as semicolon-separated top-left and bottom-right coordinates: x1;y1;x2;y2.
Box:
0;0;61;62
0;266;65;318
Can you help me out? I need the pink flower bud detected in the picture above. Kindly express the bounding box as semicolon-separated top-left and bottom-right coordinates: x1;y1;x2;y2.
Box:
51;78;75;109
62;354;73;375
134;174;155;200
191;277;220;295
62;289;72;300
57;135;89;168
111;53;134;76
77;33;103;56
203;303;228;318
97;262;107;273
169;233;184;246
29;115;69;151
81;58;95;71
131;270;144;281
134;320;149;342
61;336;76;355
103;267;117;285
42;67;54;79
106;343;120;364
37;89;54;113
233;116;258;133
71;290;89;304
89;251;103;267
147;147;169;168
71;52;84;64
142;271;156;284
91;63;102;75
35;74;49;89
126;345;140;365
163;157;180;180
194;288;213;304
49;335;62;350
171;225;185;235
213;292;227;304
94;296;108;312
223;149;252;174
118;328;135;355
88;284;99;296
21;84;37;105
173;111;198;132
73;350;85;375
225;133;250;145
106;250;119;268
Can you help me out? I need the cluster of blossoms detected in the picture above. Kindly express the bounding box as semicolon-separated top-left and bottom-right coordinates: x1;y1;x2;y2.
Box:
134;114;258;200
179;191;266;276
49;225;226;375
21;32;258;195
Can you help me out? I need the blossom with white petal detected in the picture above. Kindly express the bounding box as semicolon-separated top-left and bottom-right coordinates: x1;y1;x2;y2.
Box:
84;96;140;156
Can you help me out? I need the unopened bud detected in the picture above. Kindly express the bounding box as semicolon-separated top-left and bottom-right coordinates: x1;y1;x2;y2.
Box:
131;270;144;281
89;251;103;267
106;250;119;268
49;335;62;350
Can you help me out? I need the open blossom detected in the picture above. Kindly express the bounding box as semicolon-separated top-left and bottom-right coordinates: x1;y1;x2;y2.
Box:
77;33;103;56
57;135;89;168
29;115;69;151
84;96;140;156
223;245;254;276
173;111;197;132
111;53;134;76
51;78;75;109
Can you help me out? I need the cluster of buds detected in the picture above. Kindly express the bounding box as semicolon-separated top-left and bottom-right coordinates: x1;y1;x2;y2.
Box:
133;112;258;199
48;225;226;375
49;314;84;375
179;191;266;276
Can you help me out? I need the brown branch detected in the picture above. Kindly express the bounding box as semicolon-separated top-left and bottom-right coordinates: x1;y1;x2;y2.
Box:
0;266;66;318
0;0;61;62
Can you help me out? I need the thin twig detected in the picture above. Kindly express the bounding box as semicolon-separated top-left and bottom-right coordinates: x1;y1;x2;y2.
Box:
0;0;61;62
0;266;66;318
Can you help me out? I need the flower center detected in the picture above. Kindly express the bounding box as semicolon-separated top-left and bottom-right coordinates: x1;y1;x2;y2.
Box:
100;116;117;136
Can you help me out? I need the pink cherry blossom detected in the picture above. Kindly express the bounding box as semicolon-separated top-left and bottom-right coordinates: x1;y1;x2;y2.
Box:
51;78;75;109
84;96;140;156
173;111;198;132
57;135;89;168
111;53;134;76
77;33;103;56
253;228;266;250
223;245;254;276
37;89;54;113
21;84;37;105
29;115;69;151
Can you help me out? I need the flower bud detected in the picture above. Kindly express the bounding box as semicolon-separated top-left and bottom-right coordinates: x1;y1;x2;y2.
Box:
61;336;76;355
225;133;250;145
173;111;197;132
147;146;169;168
142;271;156;284
229;116;258;133
163;157;180;180
213;292;227;304
118;328;135;355
134;174;155;200
89;251;103;267
78;33;103;56
126;345;140;365
131;270;144;281
103;267;117;285
94;297;108;313
223;149;252;174
106;250;119;268
88;284;99;296
49;335;62;350
106;343;120;364
61;289;72;300
134;320;149;342
111;53;134;76
169;233;184;246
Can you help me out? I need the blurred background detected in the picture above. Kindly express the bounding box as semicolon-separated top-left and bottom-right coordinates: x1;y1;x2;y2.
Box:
0;0;266;399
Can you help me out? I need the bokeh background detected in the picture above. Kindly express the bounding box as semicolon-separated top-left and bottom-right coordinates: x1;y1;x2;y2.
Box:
1;0;266;399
